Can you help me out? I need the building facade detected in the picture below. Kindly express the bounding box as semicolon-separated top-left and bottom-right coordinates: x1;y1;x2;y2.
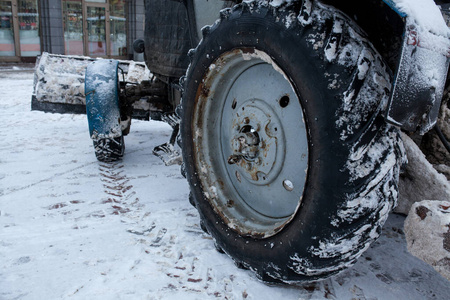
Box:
0;0;144;62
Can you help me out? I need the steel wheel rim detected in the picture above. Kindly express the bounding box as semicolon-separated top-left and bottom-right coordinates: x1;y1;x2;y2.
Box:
192;49;309;238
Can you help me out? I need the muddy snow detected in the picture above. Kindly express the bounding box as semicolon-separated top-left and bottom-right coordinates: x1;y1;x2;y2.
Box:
1;70;450;299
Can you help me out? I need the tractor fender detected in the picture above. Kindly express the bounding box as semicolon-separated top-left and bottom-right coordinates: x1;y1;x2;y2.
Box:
310;0;450;133
386;22;450;134
382;0;450;133
85;59;122;140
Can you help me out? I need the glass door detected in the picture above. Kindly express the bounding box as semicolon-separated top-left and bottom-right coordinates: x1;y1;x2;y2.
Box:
62;0;83;55
0;0;17;56
0;0;40;59
85;3;108;57
62;1;126;58
109;0;125;56
18;0;40;56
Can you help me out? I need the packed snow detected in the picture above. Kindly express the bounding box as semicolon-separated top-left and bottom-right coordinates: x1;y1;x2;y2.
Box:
393;0;450;36
1;69;450;299
34;52;151;109
405;200;450;281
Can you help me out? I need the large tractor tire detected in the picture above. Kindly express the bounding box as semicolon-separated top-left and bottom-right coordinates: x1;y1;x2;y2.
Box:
85;59;125;162
181;1;405;283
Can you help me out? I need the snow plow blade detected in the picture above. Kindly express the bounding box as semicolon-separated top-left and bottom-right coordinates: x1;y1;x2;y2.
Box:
31;52;152;120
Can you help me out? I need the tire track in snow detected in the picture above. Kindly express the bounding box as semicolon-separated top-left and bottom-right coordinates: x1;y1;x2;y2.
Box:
54;159;259;298
129;207;245;298
97;158;243;298
98;162;139;216
1;146;146;198
95;161;215;295
42;160;145;221
2;161;97;197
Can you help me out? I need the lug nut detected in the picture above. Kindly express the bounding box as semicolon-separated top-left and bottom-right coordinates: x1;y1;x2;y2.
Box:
283;180;294;191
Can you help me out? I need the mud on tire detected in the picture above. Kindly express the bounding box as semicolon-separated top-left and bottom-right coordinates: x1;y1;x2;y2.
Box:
181;0;405;283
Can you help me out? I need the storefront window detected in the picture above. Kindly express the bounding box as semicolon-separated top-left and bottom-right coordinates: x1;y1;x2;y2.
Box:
110;0;125;56
62;0;83;55
18;0;40;56
86;6;106;56
61;0;127;58
0;1;15;56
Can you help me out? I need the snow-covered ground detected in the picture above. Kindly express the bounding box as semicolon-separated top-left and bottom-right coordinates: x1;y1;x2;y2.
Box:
1;70;449;300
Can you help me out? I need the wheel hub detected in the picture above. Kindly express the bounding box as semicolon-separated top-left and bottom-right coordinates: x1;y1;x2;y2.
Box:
229;127;260;163
228;100;286;185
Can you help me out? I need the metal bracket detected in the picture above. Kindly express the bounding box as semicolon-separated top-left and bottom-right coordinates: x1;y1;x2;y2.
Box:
152;113;183;166
385;25;450;134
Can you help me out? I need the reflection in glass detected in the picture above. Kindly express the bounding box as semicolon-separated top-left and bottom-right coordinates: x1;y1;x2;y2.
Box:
87;6;106;56
0;1;15;56
63;0;83;55
110;0;126;56
18;0;40;56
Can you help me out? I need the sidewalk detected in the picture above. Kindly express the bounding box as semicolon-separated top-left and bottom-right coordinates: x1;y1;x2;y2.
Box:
0;62;35;71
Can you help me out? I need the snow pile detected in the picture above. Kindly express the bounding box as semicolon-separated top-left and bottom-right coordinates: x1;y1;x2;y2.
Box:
34;52;90;105
404;200;450;281
395;132;450;215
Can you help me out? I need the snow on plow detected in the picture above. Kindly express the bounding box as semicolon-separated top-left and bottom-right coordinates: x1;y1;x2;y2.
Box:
31;52;154;118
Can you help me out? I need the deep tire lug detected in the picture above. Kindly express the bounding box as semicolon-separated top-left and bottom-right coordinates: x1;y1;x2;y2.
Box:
220;8;232;20
200;220;208;234
214;241;225;254
241;3;250;14
201;25;211;38
188;192;196;207
187;49;196;61
234;260;248;270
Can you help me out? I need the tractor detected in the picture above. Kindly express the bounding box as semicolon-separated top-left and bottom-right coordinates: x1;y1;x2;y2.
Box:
32;0;450;283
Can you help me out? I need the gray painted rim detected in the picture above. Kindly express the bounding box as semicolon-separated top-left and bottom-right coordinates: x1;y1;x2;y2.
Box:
193;49;309;238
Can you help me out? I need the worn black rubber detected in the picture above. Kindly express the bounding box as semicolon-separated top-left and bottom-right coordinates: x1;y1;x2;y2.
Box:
93;136;125;162
181;1;405;283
